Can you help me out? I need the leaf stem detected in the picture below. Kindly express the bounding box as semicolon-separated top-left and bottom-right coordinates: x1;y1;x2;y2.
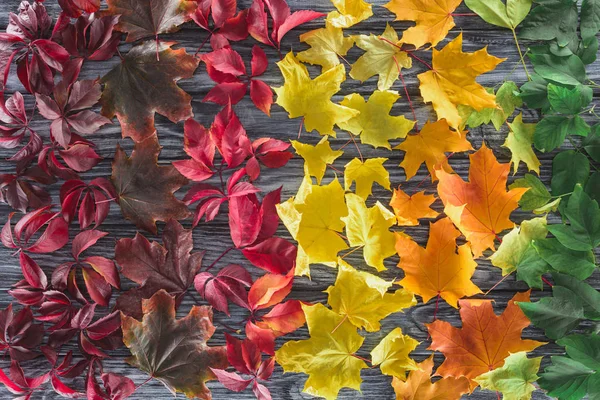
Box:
395;57;419;132
195;31;213;56
510;28;531;81
204;247;235;272
134;377;153;393
347;131;363;163
484;271;513;296
298;117;304;139
541;276;554;287
351;354;372;364
450;13;478;17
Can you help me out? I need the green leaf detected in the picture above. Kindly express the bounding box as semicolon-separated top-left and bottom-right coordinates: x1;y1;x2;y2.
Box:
558;334;600;371
583;125;600;162
533;238;597;280
547;84;589;114
475;352;541;400
458;82;522;131
578;36;599;65
528;48;587;86
505;113;540;174
582;0;600;41
550;151;590;196
534;115;590;152
547;185;600;251
552;273;600;320
518;286;585;340
510;173;552;211
519;0;579;46
519;74;550;110
516;244;551;289
585;172;600;203
466;0;533;29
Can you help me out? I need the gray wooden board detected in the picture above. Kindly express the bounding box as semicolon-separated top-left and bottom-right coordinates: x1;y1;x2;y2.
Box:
0;0;598;399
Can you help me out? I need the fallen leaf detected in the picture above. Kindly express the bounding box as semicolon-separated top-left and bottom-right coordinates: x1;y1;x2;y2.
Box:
297;24;355;71
291;137;343;184
505;113;541;174
326;0;373;28
390;187;439;226
371;327;419;379
344;157;390;199
475;351;541;400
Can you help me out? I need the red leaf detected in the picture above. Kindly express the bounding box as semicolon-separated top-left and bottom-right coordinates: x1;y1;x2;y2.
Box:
247;269;294;311
204;82;248;105
0;305;44;361
18;252;47;289
58;0;101;19
249;79;273;115
253;381;272;400
251;45;268;76
210;368;252;392
201;47;246;76
183;118;215;168
211;105;252;168
245;321;275;355
256;300;305;335
242;237;296;274
257;357;275;381
51;374;84;398
195;264;251;315
229;194;262;248
71;229;107;260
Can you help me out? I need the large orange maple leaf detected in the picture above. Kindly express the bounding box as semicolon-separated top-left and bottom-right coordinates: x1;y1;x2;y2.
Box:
436;143;528;258
427;291;545;389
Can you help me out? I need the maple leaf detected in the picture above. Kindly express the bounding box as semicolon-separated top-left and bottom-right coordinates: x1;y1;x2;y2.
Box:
390;187;439;226
342;193;397;271
326;0;373;28
115;219;203;318
436;143;528;257
111;135;190;234
395;217;481;307
418;33;505;129
297;24;355;71
291;137;343;184
505;113;541;174
349;24;412;91
370;327;419;379
383;0;462;49
106;0;196;43
344;157;390;199
326;259;416;331
121;290;228;399
273;52;358;136
392;355;470;400
474;352;542;400
100;41;199;142
395;119;473;181
339;90;415;149
427;291;545;388
274;303;367;400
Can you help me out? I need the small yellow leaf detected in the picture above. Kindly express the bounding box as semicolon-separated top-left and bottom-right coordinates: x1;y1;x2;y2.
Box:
339;90;415;149
344;157;391;199
390;188;439;226
371;327;419;379
327;0;373;28
292;137;344;184
505;113;541;174
297;24;355;71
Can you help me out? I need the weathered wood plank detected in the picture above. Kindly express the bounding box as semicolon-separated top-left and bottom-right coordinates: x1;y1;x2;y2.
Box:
0;0;598;399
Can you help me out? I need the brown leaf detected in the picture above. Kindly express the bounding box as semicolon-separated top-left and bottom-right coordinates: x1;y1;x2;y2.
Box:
100;41;199;142
111;135;190;234
115;219;202;318
121;290;227;399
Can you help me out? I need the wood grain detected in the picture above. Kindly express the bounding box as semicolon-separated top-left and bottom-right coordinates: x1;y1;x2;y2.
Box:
0;1;598;399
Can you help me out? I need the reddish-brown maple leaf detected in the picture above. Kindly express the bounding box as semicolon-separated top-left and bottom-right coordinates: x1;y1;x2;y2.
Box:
100;41;199;142
115;219;203;318
111;135;190;234
121;290;227;399
427;291;545;388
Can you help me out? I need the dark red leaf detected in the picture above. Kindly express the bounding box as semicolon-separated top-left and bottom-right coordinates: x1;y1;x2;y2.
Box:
195;264;251;315
58;0;101;18
0;304;44;361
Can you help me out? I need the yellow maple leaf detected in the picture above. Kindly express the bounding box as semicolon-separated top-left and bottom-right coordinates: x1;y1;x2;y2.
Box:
296;178;348;264
342;193;396;271
326;259;416;331
350;24;412;91
390;187;439;226
297;24;355;71
327;0;373;28
383;0;462;49
292;137;344;184
338;90;415;149
344;157;391;199
418;33;505;129
504;113;541;174
275;303;367;400
395;218;481;307
436;144;528;257
273;52;358;136
394;119;473;181
371;327;419;379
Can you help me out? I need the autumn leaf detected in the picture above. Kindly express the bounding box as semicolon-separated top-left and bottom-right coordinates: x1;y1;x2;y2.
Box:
338;90;415;149
344;157;391;199
326;259;416;331
395;217;481;307
392;355;470;400
106;0;196;43
390;187;439;226
475;352;542;400
371;327;419;379
291;137;343;184
115;219;203;318
297;24;355;71
395;119;473;181
100;41;199;142
121;290;227;399
427;291;545;388
418;33;505;129
326;0;373;28
350;24;412;91
273;52;358;136
383;0;462;48
111;135;190;235
342;193;397;271
436;143;528;257
274;303;367;400
505;113;541;174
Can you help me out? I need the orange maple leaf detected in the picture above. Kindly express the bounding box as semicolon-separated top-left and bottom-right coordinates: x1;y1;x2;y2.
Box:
394;119;473;181
436;143;528;258
427;291;545;389
392;355;470;400
390;188;438;226
395;218;481;308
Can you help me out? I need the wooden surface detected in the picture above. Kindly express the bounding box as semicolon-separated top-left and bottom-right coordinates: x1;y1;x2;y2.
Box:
0;1;598;399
